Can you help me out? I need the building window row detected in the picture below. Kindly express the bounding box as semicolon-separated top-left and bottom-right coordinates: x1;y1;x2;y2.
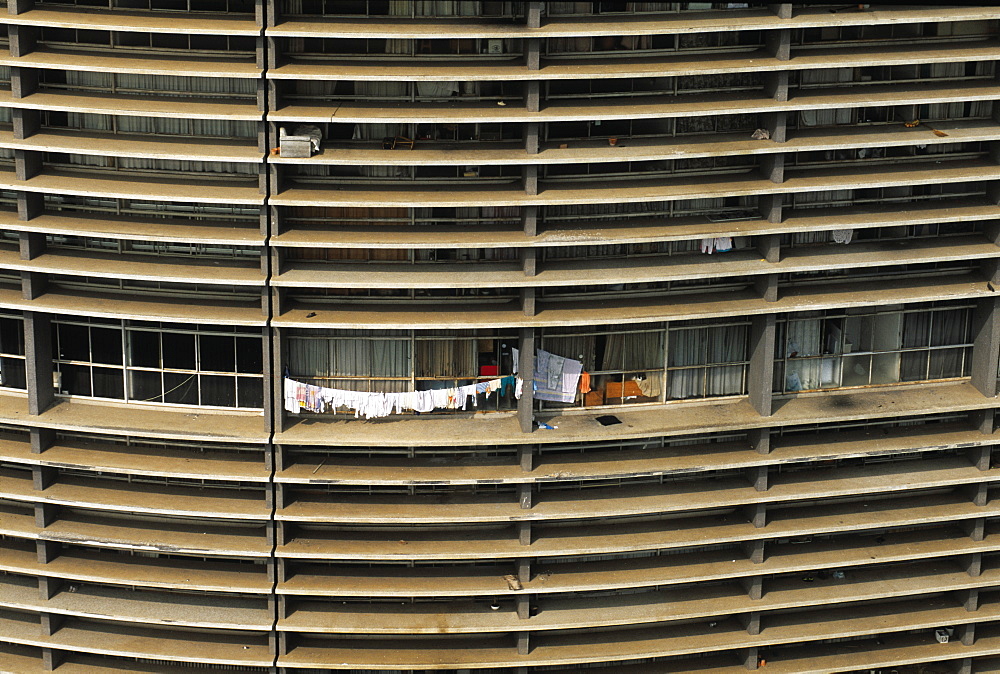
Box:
52;318;263;408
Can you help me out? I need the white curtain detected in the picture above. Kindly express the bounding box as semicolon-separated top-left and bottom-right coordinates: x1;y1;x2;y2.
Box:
782;318;825;391
668;324;746;399
288;333;411;393
392;1;482;16
799;68;854;126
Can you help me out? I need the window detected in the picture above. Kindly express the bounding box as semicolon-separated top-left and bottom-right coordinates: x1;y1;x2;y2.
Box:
53;318;263;408
775;303;973;393
0;313;26;390
538;320;749;408
286;329;519;412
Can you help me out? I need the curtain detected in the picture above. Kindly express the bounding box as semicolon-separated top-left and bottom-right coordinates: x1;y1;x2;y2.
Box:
414;338;476;380
667;327;701;399
901;308;968;380
706;324;747;395
393;1;483;16
783;318;824;391
799;68;854;126
288;333;411;393
924;63;968;119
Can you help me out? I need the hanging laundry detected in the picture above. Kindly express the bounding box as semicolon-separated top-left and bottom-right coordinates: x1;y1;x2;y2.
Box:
533;349;583;403
700;238;715;254
714;237;733;252
282;376;522;420
831;229;853;244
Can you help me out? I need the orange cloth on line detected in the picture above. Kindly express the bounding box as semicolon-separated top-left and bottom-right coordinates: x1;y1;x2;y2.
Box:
579;371;591;393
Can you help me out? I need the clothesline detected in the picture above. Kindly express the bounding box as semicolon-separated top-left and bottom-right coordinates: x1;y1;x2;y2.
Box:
283;375;523;420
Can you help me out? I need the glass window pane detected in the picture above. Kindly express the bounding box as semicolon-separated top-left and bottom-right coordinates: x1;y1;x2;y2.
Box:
200;374;236;407
163;372;198;404
129;330;161;368
928;347;966;379
668;329;704;367
92;366;124;399
841;354;871;387
200;335;236;372
128;370;162;403
902;312;930;348
162;332;195;370
235;336;263;374
0;318;23;356
930;309;968;347
57;324;90;361
59;363;91;396
900;351;928;381
90;327;123;365
1;357;25;389
237;375;263;408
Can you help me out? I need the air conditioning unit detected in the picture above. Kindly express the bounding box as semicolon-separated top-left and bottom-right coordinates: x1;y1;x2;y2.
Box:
487;39;503;54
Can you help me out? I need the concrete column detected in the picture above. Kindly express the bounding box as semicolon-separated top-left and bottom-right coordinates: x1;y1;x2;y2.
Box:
764;28;790;61
526;1;542;27
520;287;536;317
13;108;40;140
521;248;536;277
11;66;38;99
15;148;42;181
525;81;540;113
525;37;540;70
518;328;534;433
763;71;788;103
8;0;34;13
759;153;784;184
24;311;54;415
768;4;792;18
9;24;38;57
18;191;42;221
521;205;538;237
523;165;538;195
270;327;286;433
747;314;776;416
262;327;277;435
19;232;44;260
525;122;539;155
969;296;1000;397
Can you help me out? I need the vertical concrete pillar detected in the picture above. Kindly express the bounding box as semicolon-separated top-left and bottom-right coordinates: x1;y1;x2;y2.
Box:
747;314;776;416
518;328;534;433
24;311;53;415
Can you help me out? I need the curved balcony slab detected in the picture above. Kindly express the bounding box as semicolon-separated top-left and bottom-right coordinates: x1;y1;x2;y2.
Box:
274;458;994;524
1;509;270;557
271;199;1000;250
0;211;264;247
0;388;266;442
0;545;271;594
267;7;1000;39
272;236;1000;290
271;81;1000;124
276;497;1000;562
276;422;991;486
0;577;271;631
0;49;259;78
275;271;991;330
1;90;262;121
3;8;260;35
0;128;264;163
0;248;263;287
269;43;1000;82
0;437;268;482
275;120;1000;167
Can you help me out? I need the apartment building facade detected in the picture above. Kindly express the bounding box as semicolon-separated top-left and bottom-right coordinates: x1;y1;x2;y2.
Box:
2;1;1000;672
